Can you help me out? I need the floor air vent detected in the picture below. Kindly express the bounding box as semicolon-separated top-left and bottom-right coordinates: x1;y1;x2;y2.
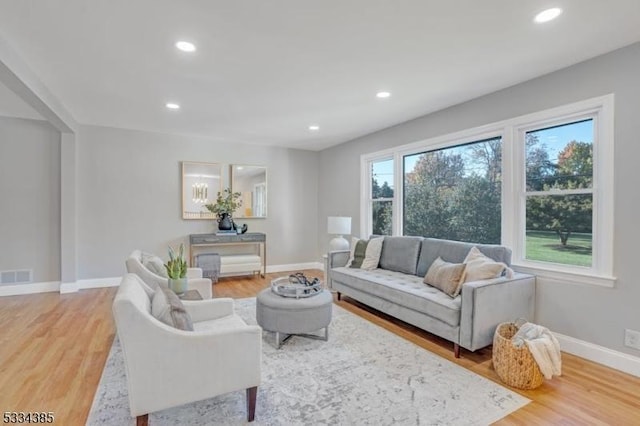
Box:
0;269;33;284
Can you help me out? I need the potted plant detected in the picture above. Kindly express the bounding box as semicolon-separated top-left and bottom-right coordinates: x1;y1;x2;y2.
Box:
205;188;242;230
165;243;188;295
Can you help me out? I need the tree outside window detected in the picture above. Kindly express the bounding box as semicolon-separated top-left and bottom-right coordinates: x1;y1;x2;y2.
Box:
525;119;594;267
403;137;502;244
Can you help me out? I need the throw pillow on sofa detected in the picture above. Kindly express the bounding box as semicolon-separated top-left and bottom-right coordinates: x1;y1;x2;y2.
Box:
462;246;513;283
423;257;467;298
346;237;384;270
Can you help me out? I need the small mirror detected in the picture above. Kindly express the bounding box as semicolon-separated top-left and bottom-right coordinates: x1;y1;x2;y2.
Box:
182;161;222;219
231;165;267;218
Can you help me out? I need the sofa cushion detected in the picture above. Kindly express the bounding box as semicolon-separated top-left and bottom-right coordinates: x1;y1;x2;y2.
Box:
424;257;467;298
332;267;461;327
379;236;423;275
416;238;512;278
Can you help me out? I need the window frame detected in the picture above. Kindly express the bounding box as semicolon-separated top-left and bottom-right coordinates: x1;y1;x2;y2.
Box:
360;95;615;287
507;98;614;286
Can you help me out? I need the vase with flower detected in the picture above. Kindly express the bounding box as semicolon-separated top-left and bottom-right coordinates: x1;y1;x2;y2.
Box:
205;188;242;231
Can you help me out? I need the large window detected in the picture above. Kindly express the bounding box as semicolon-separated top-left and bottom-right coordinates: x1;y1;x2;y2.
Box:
360;95;615;287
403;137;502;244
524;120;593;267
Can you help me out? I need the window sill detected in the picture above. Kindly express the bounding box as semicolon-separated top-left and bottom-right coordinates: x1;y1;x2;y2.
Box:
512;263;616;288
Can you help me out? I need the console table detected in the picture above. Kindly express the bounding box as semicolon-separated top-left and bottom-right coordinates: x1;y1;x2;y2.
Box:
189;233;266;278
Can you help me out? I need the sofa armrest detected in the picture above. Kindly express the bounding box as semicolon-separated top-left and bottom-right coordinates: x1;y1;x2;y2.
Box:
327;250;350;289
328;250;350;268
182;297;234;322
459;273;535;351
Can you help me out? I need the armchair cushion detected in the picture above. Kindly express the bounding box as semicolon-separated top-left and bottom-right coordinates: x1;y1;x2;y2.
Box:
151;287;194;331
194;314;248;332
141;252;167;277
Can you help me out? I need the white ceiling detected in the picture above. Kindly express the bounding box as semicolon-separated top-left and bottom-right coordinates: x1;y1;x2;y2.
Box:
0;1;639;151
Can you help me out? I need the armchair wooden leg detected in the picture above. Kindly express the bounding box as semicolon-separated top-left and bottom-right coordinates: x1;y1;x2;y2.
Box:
246;386;258;422
337;292;341;301
454;343;461;358
136;414;149;426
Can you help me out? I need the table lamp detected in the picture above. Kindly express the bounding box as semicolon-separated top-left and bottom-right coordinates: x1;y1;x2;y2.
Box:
328;216;351;251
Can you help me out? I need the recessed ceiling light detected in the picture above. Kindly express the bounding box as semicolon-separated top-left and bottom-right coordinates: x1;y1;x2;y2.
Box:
165;102;180;110
308;125;320;131
376;91;391;99
175;41;196;52
534;8;563;23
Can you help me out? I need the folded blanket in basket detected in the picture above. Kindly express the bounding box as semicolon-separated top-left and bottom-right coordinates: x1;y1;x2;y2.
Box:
195;253;220;284
513;322;562;379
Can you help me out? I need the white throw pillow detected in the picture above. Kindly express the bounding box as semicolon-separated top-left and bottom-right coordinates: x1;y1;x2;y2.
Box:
360;237;384;270
462;246;510;283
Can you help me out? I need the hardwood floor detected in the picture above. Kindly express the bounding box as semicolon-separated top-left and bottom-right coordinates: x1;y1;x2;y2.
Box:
1;270;639;425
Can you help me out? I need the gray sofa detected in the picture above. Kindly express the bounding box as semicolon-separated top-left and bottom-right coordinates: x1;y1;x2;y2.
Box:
328;236;535;357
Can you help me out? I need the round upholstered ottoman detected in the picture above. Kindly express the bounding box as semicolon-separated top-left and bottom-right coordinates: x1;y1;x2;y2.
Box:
256;287;333;348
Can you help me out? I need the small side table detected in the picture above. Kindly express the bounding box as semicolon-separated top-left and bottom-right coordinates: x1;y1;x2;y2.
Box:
179;289;203;301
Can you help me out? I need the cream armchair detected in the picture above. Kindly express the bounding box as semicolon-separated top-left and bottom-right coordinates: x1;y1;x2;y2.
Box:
112;274;262;425
126;249;213;299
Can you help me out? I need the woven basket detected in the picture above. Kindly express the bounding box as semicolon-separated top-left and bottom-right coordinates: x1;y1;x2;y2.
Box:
492;322;544;390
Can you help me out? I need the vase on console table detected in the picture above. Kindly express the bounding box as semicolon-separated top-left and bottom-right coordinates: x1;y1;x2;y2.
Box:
218;213;233;231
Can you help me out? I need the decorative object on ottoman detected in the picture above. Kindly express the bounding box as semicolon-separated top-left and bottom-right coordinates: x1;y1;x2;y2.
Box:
271;272;322;298
492;321;544;390
165;243;188;296
256;286;332;349
205;188;242;231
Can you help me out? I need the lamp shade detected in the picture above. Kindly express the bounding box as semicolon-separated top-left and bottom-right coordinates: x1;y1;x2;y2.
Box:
327;216;351;235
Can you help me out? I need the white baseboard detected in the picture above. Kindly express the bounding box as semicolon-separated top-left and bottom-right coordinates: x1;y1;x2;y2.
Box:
0;281;60;296
1;262;325;297
59;277;120;294
78;276;121;289
554;332;640;378
266;262;323;273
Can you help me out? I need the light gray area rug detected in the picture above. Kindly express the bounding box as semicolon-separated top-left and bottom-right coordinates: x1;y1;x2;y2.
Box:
87;298;528;425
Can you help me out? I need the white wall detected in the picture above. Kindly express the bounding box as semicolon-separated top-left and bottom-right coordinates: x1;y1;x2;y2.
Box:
0;116;60;282
76;125;319;279
318;42;640;356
